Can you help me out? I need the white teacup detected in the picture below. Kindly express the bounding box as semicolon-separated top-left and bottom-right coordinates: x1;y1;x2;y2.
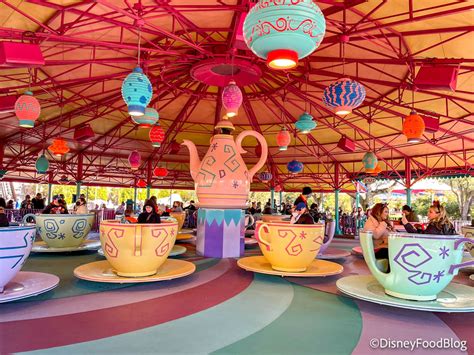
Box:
0;226;36;292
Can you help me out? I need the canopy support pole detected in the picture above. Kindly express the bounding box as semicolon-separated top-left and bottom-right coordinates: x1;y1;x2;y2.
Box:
405;157;412;207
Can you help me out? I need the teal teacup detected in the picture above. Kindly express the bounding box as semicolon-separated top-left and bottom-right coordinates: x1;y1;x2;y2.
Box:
360;231;474;301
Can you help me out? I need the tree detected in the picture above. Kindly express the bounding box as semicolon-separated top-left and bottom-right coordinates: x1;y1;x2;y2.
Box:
348;180;397;210
447;177;474;220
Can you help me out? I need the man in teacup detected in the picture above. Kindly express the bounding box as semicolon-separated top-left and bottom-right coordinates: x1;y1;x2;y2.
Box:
293;186;313;210
290;202;315;225
42;195;69;214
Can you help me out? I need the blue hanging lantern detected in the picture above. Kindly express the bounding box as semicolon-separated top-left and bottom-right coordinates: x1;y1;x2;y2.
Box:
295;112;316;134
131;107;159;128
121;67;153;117
323;78;366;116
35;154;49;174
243;0;326;70
362;152;378;173
258;171;273;182
287;160;304;174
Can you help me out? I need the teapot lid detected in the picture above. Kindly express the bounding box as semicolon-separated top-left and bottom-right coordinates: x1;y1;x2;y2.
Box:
215;118;235;132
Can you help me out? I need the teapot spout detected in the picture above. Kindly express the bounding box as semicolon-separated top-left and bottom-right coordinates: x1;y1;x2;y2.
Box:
181;139;201;181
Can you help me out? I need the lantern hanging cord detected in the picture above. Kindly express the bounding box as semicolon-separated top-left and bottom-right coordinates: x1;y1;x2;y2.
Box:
137;28;141;66
27;68;31;91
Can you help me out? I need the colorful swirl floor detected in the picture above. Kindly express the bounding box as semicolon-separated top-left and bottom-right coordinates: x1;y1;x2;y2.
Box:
0;239;472;354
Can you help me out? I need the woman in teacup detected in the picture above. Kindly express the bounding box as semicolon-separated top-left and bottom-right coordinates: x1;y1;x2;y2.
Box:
362;203;395;258
402;201;456;235
138;202;161;224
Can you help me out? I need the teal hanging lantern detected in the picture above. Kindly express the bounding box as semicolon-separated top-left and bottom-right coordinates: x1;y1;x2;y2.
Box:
35;154;49;174
243;0;326;69
295;112;316;134
362;152;378;173
121;67;153;117
131;107;159;128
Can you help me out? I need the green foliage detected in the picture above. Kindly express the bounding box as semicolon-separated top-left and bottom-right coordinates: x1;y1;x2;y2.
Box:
412;195;431;217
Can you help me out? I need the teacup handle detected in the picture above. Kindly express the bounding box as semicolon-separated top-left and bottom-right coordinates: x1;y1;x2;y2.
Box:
448;238;474;274
255;222;271;248
22;213;36;225
134;225;143;257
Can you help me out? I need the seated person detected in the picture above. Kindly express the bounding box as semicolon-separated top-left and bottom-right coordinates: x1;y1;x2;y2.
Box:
403;201;456;235
73;197;88;214
362;203;394;259
121;208;137;223
138;203;161;224
262;206;272;215
0;207;9;227
290;202;315;224
401;204;418;223
42;196;69;214
171;201;183;212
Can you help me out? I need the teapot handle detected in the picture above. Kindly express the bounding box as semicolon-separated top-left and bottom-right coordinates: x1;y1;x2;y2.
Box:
235;130;268;181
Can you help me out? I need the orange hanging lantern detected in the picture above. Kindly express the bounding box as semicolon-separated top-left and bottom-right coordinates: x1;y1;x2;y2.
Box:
136;179;147;188
402;110;425;143
48;138;70;157
369;163;382;176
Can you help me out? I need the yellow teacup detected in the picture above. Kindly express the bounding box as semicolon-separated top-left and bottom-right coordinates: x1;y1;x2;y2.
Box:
170;212;186;232
100;220;178;277
255;221;325;272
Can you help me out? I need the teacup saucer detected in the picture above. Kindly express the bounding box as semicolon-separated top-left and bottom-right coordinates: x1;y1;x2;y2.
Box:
0;272;59;303
318;247;351;260
32;240;101;253
336;275;474;313
180;228;195;235
244;238;258;246
352;246;381;257
97;245;187;257
176;233;195;242
74;259;196;283
237;256;343;277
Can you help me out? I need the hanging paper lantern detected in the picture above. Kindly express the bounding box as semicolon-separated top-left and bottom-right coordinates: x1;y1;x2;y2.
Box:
295;112;316;134
323;78;366;116
35;154;49;174
369;163;382;176
153;167;169;178
222;80;242;117
287;159;304;174
48;138;70;157
131;107;159;128
243;0;326;70
258;171;272;182
58;175;69;185
169;140;181;154
128;150;141;170
363;176;376;185
274;184;282;193
136;179;147;188
276;127;291;151
121;67;153;117
149;124;165;148
362;152;378;173
402;110;425;143
15;91;41;128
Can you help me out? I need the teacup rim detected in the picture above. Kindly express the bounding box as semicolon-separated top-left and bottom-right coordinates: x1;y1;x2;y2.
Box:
0;225;37;232
361;231;462;240
256;220;324;228
101;219;178;228
35;213;95;218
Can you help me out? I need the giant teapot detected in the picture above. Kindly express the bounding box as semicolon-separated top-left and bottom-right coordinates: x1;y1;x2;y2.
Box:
182;130;268;208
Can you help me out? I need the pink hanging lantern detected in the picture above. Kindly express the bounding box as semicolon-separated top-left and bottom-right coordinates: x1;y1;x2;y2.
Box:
15;91;41;128
128;150;141;170
276;127;291;151
222;80;242;118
